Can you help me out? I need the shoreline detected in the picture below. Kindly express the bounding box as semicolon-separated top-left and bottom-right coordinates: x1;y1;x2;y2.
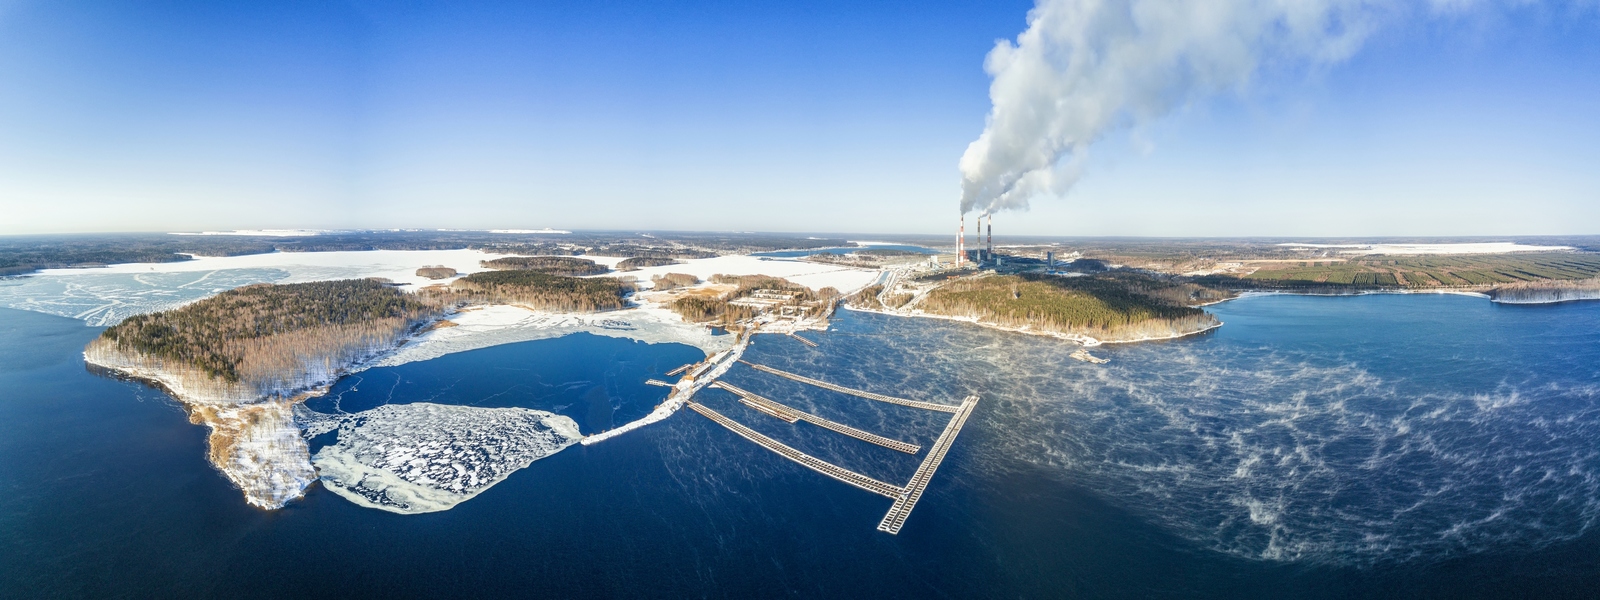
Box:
839;304;1223;346
81;300;732;510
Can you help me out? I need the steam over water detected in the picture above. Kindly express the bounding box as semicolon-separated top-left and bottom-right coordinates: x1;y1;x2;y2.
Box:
809;296;1600;565
5;292;1600;597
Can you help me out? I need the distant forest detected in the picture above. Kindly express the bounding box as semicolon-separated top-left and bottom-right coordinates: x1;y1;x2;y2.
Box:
588;245;715;260
917;272;1227;340
480;256;610;276
651;272;699;290
1205;253;1600;291
0;231;865;276
448;271;630;312
617;257;679;270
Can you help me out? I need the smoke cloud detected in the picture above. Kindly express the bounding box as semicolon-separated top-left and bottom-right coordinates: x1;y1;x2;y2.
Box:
958;0;1389;215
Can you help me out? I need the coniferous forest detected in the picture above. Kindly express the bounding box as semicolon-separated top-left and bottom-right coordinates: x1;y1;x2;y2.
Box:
479;256;610;275
92;279;442;385
917;272;1228;340
448;270;630;312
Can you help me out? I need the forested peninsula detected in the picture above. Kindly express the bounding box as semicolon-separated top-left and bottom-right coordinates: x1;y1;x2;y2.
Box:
862;272;1231;343
87;280;444;401
88;271;633;403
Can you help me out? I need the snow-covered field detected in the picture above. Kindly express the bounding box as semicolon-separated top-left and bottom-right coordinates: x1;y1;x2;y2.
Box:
0;249;880;328
0;249;514;325
1278;242;1573;255
34;248;506;288
617;254;879;292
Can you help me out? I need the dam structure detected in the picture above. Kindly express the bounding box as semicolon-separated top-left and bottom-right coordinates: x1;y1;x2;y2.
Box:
683;351;979;535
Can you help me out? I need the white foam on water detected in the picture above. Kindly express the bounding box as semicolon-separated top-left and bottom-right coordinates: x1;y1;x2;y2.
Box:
798;310;1600;566
980;345;1600;565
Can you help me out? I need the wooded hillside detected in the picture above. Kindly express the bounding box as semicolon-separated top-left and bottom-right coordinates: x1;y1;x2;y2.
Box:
917;272;1225;340
449;270;630;312
91;279;443;385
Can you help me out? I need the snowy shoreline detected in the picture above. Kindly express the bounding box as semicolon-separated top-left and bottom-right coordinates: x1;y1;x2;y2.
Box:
841;304;1223;346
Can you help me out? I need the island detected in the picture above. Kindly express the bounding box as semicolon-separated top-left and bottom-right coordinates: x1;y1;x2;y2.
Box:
415;265;458;279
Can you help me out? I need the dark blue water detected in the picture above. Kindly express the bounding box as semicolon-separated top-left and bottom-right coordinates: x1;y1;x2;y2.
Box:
752;244;938;257
4;294;1600;598
301;334;702;436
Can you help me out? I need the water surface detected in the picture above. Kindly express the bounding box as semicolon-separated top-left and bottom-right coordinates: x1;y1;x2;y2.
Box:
4;294;1600;598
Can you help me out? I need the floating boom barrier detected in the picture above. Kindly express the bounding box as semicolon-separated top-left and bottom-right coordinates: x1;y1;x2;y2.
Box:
711;381;920;454
739;361;959;413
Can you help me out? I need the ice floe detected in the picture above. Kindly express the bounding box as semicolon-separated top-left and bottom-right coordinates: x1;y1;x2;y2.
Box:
305;403;581;514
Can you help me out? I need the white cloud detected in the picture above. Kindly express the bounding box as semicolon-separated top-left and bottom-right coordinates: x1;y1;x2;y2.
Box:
958;0;1404;216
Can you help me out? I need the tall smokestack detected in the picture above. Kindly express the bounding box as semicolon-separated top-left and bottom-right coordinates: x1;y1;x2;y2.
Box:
958;214;965;266
987;214;993;254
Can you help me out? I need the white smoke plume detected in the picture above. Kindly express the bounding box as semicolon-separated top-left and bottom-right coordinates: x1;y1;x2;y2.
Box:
958;0;1390;215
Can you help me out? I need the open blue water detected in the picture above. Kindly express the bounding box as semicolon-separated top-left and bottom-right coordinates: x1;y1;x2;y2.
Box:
4;294;1600;598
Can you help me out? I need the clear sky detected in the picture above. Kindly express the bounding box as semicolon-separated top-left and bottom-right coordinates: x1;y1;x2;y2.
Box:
1;0;1596;237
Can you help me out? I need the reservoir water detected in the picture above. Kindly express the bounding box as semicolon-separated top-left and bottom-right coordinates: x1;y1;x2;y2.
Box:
3;293;1600;598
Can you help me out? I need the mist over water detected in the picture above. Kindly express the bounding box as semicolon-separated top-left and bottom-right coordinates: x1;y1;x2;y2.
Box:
819;296;1600;565
4;293;1600;597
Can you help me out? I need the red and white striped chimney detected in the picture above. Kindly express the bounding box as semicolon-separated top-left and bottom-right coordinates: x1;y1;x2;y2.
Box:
958;214;965;266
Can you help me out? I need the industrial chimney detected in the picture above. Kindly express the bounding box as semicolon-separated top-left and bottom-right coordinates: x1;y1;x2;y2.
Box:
987;215;993;255
957;214;965;267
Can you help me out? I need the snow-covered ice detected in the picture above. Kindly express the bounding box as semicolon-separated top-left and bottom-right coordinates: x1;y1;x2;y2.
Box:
614;255;880;293
304;403;581;514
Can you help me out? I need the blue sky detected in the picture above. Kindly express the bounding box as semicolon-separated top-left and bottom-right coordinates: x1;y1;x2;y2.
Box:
0;0;1596;236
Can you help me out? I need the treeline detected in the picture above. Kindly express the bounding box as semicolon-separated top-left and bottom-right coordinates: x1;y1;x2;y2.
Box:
843;284;915;310
856;248;924;257
480;256;610;275
416;266;457;279
1222;252;1600;290
651;272;699;290
473;242;582;256
0;234;272;276
0;231;880;276
587;244;716;260
846;284;885;308
89;272;640;391
918;273;1224;340
1485;278;1600;303
91;279;443;385
617;257;679;270
448;270;630;312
